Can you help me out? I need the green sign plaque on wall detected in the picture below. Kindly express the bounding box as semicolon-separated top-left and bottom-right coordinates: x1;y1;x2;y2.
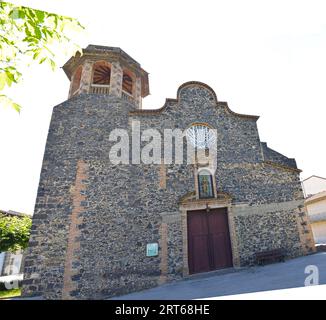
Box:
146;243;158;257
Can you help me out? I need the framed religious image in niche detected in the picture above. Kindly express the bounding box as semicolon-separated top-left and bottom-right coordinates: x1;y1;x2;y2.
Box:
198;170;214;199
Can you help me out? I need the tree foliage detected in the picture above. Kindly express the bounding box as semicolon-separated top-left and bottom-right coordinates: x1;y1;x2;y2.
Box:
0;214;32;252
0;1;84;112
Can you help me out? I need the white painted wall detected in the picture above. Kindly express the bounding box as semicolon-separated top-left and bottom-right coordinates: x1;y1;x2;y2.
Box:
308;198;326;216
306;196;326;244
311;222;326;244
303;176;326;197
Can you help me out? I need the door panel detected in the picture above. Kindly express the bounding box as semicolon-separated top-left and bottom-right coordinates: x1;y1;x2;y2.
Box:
207;209;233;269
210;233;231;269
191;235;210;273
187;210;210;274
187;208;233;274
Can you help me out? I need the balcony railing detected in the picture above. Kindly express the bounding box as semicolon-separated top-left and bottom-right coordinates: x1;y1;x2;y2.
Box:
90;84;110;94
71;88;80;97
121;90;135;103
86;86;140;107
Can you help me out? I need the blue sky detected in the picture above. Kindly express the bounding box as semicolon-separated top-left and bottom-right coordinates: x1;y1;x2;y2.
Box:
1;0;325;213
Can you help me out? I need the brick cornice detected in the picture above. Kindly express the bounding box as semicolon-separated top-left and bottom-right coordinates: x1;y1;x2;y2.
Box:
63;50;148;81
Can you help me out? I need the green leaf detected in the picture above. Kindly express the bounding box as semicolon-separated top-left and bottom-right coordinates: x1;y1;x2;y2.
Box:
5;71;15;84
23;35;38;43
0;74;6;90
0;72;12;89
49;59;56;71
25;7;36;20
0;214;31;252
0;3;84;112
35;9;45;22
9;8;25;20
18;9;26;19
33;26;42;39
0;95;21;113
12;102;21;113
54;15;58;28
24;25;32;37
33;49;41;60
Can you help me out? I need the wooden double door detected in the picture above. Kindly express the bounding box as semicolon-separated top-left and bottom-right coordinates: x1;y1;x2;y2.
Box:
187;208;233;274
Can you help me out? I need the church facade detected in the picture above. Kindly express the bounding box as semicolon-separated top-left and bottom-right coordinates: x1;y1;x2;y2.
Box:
22;45;315;299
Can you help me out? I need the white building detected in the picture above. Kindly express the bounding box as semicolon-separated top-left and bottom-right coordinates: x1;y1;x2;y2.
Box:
302;175;326;197
302;176;326;245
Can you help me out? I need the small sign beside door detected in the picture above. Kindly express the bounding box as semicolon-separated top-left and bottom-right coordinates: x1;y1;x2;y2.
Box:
146;243;158;257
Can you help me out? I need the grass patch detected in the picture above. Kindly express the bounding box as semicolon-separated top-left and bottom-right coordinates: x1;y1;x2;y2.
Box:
0;288;21;299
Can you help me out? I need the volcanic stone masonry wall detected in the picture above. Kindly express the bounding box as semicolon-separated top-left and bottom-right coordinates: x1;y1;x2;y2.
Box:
22;83;315;299
232;200;304;265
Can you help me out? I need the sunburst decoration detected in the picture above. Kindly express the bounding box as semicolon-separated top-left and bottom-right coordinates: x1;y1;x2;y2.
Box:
93;65;111;85
186;125;216;149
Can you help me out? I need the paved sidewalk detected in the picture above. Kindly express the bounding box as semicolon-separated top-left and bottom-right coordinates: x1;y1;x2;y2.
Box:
111;252;326;300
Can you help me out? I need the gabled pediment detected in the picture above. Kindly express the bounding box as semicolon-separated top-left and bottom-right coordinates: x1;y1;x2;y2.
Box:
130;81;259;121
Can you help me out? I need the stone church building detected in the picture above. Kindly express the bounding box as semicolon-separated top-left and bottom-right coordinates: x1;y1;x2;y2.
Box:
22;45;315;299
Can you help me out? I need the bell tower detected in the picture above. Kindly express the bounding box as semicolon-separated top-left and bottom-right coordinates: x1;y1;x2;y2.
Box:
62;45;150;109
